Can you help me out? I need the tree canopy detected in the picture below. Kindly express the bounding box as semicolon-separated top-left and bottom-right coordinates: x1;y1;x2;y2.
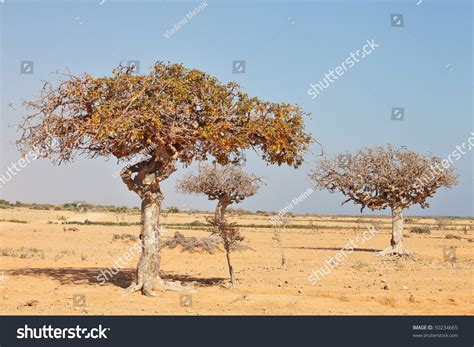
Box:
310;145;457;212
18;62;312;169
176;164;262;204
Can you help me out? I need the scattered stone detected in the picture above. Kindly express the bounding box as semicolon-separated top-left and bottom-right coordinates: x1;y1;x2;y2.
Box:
402;285;408;290
445;234;461;240
26;300;38;307
381;279;387;283
383;284;390;290
409;295;416;303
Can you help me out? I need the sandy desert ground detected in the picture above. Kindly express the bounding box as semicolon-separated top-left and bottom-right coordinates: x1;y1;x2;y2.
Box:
0;207;472;315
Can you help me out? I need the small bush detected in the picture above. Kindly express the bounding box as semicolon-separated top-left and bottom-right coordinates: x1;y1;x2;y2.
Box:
112;233;138;242
227;208;249;215
0;247;45;259
162;232;220;253
166;206;180;213
445;234;462;240
410;226;431;234
54;249;76;261
436;219;450;230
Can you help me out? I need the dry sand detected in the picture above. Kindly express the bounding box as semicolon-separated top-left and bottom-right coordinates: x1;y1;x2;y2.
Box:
0;208;472;315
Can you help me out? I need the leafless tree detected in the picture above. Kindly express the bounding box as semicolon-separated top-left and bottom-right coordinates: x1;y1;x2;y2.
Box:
272;217;288;269
177;164;262;287
310;145;457;255
206;218;243;288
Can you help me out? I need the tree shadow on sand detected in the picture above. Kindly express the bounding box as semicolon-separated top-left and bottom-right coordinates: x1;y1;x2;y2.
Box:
7;267;227;289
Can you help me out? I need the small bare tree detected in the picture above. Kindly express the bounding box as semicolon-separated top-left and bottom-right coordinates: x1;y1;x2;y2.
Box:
272;217;288;269
310;145;457;255
177;164;261;287
206;218;243;288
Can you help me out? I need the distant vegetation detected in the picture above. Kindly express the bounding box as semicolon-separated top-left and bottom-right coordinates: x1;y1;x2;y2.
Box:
0;218;28;224
0;199;138;213
0;199;472;221
0;199;204;214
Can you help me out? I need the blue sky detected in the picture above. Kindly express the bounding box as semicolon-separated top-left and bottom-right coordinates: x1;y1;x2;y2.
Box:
0;0;472;216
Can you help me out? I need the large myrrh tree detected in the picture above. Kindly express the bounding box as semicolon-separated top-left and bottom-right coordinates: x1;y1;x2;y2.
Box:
17;62;312;296
310;145;457;256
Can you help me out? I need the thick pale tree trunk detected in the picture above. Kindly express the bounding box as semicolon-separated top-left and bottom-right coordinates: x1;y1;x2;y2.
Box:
122;155;195;296
390;205;404;250
378;205;408;256
136;193;163;296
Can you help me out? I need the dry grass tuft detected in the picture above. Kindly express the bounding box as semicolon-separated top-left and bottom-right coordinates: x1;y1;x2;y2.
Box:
0;247;45;259
112;233;138;242
162;231;221;254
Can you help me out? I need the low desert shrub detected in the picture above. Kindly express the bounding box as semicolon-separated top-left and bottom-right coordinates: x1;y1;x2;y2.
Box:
0;247;45;259
162;231;221;254
410;226;431;234
112;233;138;242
